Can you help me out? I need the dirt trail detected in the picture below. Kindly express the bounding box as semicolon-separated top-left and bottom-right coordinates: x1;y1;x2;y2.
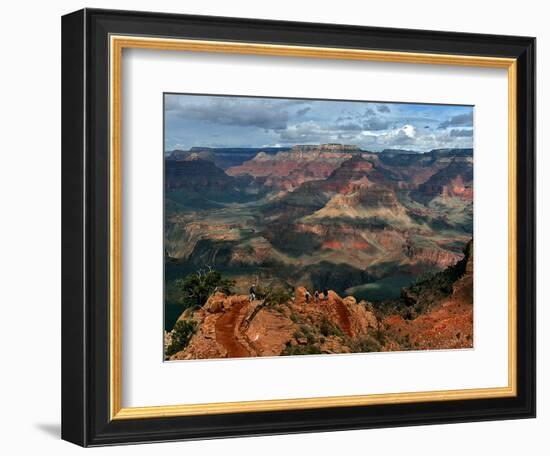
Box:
215;300;250;358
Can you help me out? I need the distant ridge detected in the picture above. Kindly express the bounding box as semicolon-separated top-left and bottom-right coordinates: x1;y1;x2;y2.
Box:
290;143;361;152
379;147;473;155
166;146;290;169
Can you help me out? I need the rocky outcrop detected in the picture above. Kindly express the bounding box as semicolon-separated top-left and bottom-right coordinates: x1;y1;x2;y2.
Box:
245;308;295;356
170;294;254;360
168;287;378;360
402;242;463;269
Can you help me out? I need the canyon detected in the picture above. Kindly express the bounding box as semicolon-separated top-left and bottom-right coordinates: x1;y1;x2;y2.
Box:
164;143;474;356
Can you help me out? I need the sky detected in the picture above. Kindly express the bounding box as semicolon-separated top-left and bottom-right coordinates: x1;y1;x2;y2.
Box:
164;94;473;153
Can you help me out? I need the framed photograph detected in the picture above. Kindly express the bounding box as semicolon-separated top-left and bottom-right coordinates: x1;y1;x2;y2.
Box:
61;8;535;446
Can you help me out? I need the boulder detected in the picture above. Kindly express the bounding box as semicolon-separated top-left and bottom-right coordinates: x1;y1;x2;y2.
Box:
204;292;227;313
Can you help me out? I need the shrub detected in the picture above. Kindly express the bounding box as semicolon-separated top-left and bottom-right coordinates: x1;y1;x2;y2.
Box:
413;301;429;316
165;320;197;357
255;285;293;306
349;336;381;353
300;325;316;344
282;343;322;356
320;318;343;338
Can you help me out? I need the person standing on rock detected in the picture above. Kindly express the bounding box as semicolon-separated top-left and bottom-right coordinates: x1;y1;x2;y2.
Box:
323;288;329;301
249;285;256;302
305;289;311;304
314;290;320;304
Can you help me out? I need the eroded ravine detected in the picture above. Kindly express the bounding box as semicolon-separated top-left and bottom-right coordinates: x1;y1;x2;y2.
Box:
215;300;250;358
333;299;353;337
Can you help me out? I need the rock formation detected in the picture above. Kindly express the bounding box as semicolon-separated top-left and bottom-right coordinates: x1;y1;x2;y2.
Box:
169;287;378;360
226;144;360;190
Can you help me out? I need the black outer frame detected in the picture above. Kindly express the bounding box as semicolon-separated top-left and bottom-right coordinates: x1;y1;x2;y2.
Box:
61;8;536;447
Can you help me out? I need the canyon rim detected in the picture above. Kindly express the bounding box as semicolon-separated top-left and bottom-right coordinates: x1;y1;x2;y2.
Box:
163;94;474;361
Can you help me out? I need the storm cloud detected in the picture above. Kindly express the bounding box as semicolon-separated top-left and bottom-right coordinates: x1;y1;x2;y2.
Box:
165;96;297;130
438;112;474;129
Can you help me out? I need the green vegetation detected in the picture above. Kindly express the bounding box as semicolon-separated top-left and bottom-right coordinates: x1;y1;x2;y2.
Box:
255;285;293;306
175;267;235;308
349;335;382;353
320;318;344;338
165;320;197;358
164;267;236;331
296;324;316;345
282;342;322;356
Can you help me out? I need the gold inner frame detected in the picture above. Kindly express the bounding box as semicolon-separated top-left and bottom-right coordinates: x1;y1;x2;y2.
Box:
109;35;518;420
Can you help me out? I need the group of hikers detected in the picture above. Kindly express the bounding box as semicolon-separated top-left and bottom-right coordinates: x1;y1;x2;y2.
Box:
249;285;330;304
306;289;330;304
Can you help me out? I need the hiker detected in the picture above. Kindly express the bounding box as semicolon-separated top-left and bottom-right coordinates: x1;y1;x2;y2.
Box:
323;288;329;301
314;290;319;304
249;285;256;302
305;289;311;304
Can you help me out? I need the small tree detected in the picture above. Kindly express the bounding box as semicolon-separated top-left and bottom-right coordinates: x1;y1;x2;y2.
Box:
175;267;235;308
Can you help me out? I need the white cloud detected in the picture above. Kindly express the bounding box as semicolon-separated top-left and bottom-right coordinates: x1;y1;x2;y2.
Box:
164;94;473;151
